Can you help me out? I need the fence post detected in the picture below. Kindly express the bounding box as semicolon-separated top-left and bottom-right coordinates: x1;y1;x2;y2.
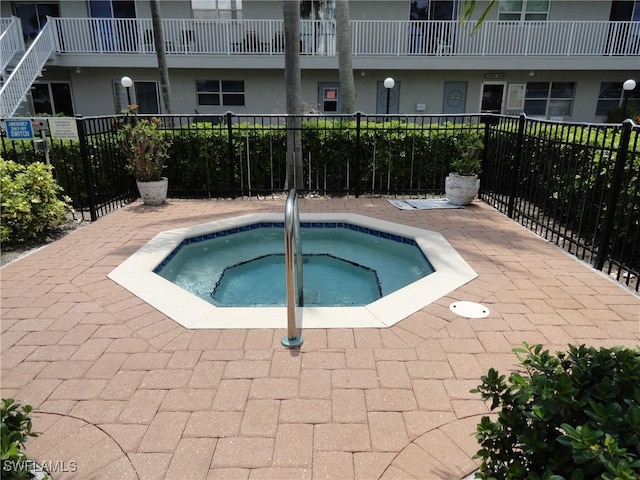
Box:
75;116;98;222
507;113;527;218
479;115;496;198
594;119;633;271
354;111;362;197
226;111;235;195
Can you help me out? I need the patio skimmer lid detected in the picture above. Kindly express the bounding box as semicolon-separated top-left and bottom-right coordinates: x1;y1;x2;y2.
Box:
449;301;490;319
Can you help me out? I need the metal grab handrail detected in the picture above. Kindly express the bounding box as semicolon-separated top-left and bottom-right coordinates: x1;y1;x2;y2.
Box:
282;189;303;348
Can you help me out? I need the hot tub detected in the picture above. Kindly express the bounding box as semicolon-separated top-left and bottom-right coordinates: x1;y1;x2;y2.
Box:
108;213;477;329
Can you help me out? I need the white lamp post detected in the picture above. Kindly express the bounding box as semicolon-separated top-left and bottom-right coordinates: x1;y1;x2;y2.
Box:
622;78;636;119
120;76;133;106
384;77;395;114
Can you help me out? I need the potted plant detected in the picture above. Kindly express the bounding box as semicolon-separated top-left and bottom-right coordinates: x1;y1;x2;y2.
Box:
117;105;171;205
445;133;484;206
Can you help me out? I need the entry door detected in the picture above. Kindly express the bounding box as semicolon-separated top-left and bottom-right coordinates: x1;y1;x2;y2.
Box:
480;82;506;114
115;80;160;114
376;81;400;114
443;81;467;114
318;83;341;113
134;82;160;114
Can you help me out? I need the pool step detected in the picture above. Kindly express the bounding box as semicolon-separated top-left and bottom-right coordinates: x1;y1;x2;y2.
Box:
304;289;320;305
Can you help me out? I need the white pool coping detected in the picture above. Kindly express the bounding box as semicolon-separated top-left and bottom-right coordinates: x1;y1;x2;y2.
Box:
108;213;477;329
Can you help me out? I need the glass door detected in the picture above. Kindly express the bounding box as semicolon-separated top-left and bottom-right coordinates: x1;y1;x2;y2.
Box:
480;82;505;114
89;0;136;52
607;1;640;54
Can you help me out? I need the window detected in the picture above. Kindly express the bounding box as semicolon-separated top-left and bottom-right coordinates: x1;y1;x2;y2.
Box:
596;82;640;116
410;0;457;20
608;1;640;21
89;1;136;18
524;82;574;117
14;3;60;43
301;0;335;20
506;83;526;112
31;83;74;116
197;80;245;107
192;0;242;19
322;87;338;112
498;0;550;21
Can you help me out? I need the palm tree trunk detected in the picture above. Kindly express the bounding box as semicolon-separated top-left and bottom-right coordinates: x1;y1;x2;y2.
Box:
150;0;173;114
336;0;355;113
283;0;303;190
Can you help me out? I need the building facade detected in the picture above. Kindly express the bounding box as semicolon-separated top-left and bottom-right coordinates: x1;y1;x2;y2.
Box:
1;0;639;121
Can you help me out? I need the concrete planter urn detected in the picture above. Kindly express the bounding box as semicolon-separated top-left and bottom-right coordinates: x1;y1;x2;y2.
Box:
445;136;483;206
445;173;480;206
136;177;168;205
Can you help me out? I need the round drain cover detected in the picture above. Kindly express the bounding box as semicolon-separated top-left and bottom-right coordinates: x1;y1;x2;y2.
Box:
449;301;490;319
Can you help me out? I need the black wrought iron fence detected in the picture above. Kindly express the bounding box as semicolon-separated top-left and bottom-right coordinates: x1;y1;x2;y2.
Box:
0;115;133;220
482;115;639;292
150;112;485;197
1;112;638;291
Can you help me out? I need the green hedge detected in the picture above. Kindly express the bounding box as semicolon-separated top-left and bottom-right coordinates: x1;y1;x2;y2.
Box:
473;343;640;480
160;119;477;194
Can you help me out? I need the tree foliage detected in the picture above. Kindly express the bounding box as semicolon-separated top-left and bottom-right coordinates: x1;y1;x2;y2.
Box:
459;0;497;31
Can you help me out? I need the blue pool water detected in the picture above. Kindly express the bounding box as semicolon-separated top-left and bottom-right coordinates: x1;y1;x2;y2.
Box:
155;223;434;307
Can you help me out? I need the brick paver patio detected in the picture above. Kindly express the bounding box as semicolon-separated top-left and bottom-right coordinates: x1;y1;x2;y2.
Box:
1;198;638;479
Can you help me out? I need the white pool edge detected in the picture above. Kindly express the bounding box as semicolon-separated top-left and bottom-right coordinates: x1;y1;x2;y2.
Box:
108;213;477;329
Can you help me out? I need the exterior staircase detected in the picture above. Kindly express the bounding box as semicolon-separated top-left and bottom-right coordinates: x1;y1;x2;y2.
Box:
0;17;55;118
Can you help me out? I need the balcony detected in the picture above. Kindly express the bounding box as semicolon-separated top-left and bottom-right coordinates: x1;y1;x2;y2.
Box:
49;17;639;59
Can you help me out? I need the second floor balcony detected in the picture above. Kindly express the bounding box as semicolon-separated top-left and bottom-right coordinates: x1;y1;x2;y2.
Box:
47;17;639;59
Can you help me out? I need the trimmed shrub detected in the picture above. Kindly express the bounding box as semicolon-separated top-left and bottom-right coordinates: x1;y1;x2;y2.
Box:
472;343;640;479
0;398;39;480
0;158;73;244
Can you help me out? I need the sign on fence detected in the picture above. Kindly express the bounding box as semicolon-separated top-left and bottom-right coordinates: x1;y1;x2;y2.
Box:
48;117;79;140
4;119;35;140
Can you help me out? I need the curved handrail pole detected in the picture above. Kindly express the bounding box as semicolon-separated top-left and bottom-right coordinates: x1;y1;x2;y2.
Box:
282;189;303;348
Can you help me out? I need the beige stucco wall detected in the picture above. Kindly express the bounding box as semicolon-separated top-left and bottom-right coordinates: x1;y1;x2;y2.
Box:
52;65;624;121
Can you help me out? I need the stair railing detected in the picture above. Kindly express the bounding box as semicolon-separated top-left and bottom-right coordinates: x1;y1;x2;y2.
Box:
0;19;55;117
0;16;25;75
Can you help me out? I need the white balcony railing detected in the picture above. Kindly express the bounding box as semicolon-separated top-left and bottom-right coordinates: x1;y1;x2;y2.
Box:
352;20;640;56
49;18;640;57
